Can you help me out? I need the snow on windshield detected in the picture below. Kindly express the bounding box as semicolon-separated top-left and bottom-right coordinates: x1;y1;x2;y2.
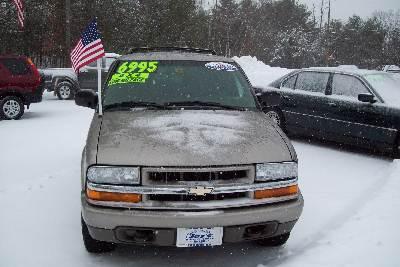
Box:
364;74;400;107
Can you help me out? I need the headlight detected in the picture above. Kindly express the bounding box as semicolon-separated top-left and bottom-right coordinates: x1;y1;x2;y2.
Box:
87;166;140;185
256;162;298;181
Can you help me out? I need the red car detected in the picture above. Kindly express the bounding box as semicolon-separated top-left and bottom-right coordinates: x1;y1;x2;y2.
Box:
0;55;44;120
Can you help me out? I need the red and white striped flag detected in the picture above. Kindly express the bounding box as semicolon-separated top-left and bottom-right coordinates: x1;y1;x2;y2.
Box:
70;19;105;73
12;0;24;29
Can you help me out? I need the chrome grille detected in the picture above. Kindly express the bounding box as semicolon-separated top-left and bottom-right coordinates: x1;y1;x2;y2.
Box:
148;170;248;183
86;165;299;210
142;165;254;186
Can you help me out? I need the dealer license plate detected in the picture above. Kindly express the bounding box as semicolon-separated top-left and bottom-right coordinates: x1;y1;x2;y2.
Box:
176;227;223;247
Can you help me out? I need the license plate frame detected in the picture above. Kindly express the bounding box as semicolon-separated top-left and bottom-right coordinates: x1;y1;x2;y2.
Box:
176;227;223;247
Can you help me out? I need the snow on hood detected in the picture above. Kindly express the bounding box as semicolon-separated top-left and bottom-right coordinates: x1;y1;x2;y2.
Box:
96;110;292;166
130;112;248;155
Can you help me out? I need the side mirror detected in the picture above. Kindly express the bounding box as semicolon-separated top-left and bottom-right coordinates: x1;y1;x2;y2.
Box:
358;93;376;104
253;87;263;94
257;91;281;107
75;89;98;109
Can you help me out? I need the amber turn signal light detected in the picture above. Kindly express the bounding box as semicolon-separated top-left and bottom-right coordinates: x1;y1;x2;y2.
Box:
254;185;298;199
27;58;34;66
86;188;142;203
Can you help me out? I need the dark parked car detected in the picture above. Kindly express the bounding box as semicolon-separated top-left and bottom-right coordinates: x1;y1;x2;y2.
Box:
382;65;400;74
41;68;78;100
262;67;400;157
41;53;120;100
78;52;120;91
0;55;44;120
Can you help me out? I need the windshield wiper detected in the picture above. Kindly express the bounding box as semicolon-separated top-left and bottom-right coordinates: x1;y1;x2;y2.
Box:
103;101;169;111
164;101;245;110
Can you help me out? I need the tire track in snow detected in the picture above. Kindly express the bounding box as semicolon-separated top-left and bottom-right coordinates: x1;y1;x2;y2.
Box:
1;168;80;195
259;159;397;267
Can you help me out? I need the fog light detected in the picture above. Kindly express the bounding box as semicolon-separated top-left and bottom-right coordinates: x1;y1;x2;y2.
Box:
86;188;142;203
254;185;298;199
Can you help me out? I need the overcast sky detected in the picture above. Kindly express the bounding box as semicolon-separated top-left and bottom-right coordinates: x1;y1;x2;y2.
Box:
298;0;400;20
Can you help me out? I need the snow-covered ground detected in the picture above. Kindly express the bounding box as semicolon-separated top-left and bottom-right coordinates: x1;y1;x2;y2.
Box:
1;59;399;267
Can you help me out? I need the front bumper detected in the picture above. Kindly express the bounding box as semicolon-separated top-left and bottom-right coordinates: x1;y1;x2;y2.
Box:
82;193;303;245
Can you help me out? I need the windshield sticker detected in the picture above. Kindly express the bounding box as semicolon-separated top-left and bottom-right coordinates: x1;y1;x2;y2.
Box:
109;73;150;85
205;62;238;72
108;61;159;86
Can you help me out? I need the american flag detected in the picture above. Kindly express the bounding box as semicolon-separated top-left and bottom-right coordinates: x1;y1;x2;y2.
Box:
70;19;105;73
12;0;24;29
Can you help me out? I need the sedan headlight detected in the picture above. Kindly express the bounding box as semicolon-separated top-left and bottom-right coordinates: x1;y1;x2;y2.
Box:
87;166;140;185
256;162;298;182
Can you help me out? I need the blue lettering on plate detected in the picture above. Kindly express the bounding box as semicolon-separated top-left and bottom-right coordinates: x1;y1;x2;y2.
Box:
185;229;214;245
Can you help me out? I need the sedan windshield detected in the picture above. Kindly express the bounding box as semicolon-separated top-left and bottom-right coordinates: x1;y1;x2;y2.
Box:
364;73;400;107
103;60;257;110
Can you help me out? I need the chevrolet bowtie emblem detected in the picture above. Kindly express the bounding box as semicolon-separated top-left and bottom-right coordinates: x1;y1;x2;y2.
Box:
189;186;214;196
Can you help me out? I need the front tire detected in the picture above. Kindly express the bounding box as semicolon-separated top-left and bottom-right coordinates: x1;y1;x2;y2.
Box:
56;81;75;100
256;233;290;247
81;216;116;253
0;96;25;120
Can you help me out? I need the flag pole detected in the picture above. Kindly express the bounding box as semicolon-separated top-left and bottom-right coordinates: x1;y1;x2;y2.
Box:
97;58;103;116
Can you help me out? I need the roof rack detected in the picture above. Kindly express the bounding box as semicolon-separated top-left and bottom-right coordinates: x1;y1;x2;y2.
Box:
130;47;217;55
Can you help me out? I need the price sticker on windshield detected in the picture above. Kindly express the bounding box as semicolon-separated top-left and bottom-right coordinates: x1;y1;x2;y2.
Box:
108;61;159;86
108;73;150;85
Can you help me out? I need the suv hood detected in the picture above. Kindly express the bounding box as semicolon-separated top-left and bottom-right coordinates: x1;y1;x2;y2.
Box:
96;110;293;166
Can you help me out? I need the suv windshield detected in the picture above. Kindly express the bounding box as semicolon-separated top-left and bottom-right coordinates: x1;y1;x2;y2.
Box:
103;60;257;110
364;73;400;107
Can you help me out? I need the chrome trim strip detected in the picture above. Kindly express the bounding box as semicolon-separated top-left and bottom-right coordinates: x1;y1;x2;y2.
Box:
87;178;298;195
86;194;299;210
283;110;398;133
